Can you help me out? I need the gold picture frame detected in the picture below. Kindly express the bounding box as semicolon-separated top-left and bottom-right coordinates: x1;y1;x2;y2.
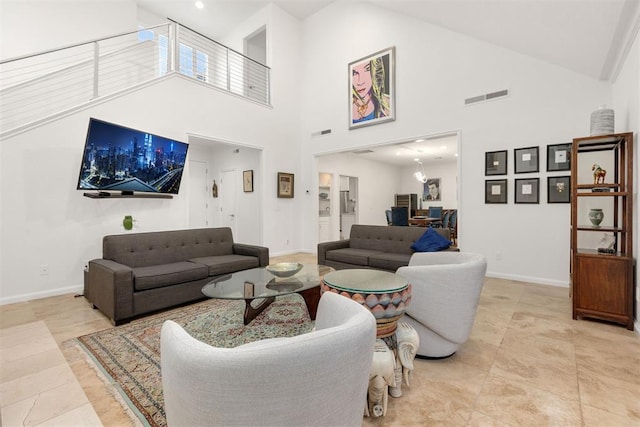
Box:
277;172;294;198
243;170;253;192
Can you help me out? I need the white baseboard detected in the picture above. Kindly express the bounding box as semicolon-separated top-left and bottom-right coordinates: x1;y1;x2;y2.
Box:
485;271;570;288
0;284;83;306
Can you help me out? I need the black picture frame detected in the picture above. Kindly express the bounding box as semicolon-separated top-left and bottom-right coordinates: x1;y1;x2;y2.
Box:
514;146;539;174
547;176;570;203
485;179;507;204
485;150;508;176
515;178;540;203
546;143;572;172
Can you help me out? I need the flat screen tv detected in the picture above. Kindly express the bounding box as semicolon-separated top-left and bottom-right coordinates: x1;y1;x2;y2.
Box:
77;118;189;196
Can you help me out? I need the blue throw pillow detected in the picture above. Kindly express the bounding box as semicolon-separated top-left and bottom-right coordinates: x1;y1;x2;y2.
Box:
411;227;452;252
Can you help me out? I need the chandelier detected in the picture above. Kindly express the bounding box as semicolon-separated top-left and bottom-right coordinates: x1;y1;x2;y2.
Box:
414;160;427;183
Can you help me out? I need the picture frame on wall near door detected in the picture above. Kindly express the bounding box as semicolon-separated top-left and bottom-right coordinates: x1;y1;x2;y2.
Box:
277;172;294;198
243;170;253;193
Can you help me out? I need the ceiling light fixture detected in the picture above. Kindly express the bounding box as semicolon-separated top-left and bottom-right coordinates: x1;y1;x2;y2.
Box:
414;160;427;183
195;1;204;9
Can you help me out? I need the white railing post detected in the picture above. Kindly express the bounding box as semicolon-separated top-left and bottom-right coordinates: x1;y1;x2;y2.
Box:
92;41;99;99
170;23;178;73
226;49;230;91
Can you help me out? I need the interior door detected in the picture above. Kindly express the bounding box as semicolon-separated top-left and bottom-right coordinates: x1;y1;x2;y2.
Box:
220;169;237;236
188;160;209;228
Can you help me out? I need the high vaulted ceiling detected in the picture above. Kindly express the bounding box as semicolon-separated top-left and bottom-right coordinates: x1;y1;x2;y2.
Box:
139;0;638;82
139;0;638;166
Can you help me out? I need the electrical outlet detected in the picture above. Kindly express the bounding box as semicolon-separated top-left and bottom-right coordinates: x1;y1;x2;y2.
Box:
496;252;502;261
39;265;49;275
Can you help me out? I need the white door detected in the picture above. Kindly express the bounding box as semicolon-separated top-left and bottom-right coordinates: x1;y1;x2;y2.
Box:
188;160;209;228
220;169;237;236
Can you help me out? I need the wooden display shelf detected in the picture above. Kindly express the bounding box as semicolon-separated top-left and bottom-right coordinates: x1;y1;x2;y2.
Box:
570;132;634;330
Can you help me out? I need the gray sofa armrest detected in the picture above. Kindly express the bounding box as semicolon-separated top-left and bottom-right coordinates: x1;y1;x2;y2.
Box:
233;243;270;267
87;259;134;324
317;239;350;265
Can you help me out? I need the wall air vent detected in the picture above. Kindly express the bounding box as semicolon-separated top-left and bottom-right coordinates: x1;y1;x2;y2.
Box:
311;129;332;137
352;149;374;154
464;89;509;105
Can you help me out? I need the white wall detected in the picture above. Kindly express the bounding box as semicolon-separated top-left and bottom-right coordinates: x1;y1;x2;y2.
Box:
612;27;639;325
0;3;305;303
1;1;637;304
299;2;615;286
0;1;138;59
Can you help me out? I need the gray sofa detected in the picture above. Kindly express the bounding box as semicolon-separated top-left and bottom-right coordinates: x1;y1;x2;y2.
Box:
85;227;269;324
317;224;456;272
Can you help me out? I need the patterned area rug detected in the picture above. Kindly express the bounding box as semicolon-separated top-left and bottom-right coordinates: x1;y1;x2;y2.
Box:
71;294;312;427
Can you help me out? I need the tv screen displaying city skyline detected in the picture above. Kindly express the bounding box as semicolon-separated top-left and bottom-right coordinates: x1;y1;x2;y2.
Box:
77;118;189;194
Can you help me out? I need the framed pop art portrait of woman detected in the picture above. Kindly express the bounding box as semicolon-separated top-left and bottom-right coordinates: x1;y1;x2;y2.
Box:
349;46;395;129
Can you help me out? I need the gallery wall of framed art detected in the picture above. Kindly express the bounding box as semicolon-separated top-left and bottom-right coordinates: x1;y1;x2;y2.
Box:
484;142;571;205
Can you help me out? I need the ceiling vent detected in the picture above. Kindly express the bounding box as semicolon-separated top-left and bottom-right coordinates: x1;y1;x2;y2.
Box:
464;89;509;106
352;149;374;154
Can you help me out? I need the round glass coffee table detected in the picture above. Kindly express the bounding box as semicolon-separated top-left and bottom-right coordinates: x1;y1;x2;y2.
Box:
321;269;411;338
202;264;334;325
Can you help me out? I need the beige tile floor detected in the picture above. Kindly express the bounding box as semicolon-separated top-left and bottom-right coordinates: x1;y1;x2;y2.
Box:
1;252;639;426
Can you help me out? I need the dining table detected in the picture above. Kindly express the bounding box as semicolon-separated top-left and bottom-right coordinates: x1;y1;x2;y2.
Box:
408;216;441;227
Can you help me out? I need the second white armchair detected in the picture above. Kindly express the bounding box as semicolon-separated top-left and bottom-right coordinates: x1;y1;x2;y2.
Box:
396;251;487;358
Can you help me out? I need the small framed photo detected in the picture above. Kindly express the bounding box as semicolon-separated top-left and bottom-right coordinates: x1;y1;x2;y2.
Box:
547;176;570;203
547;143;571;172
485;150;507;176
243;170;253;193
277;172;294;198
485;179;508;204
514;146;539;174
423;178;441;201
515;178;540;204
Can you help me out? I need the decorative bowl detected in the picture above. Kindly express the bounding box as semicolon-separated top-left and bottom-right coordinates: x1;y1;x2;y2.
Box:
319;193;329;199
266;281;303;292
266;262;304;278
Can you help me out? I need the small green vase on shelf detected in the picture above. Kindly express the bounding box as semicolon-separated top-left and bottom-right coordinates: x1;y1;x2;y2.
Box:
123;215;133;231
588;209;603;227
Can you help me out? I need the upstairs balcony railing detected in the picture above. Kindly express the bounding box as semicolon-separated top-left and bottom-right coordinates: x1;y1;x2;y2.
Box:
0;22;270;138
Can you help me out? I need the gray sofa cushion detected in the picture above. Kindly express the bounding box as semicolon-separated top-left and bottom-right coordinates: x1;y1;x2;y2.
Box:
325;248;384;266
190;254;260;276
133;262;209;291
349;225;428;255
369;253;413;271
104;228;236;268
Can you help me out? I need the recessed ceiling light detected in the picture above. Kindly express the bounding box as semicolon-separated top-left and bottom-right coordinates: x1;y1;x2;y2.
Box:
415;139;424;143
195;1;204;9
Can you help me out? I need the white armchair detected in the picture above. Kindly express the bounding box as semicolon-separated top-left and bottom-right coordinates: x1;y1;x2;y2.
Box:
396;252;487;358
161;291;377;427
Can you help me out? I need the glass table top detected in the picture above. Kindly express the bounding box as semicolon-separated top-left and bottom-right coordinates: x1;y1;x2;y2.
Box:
322;269;408;294
202;264;333;300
